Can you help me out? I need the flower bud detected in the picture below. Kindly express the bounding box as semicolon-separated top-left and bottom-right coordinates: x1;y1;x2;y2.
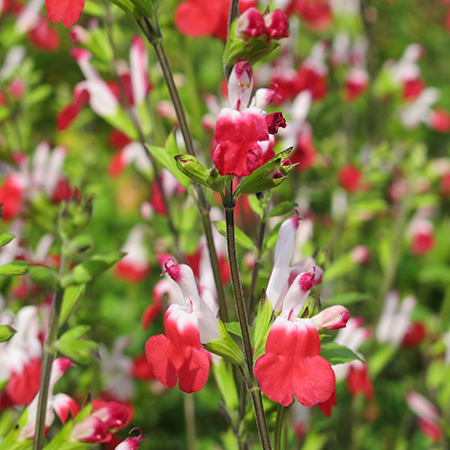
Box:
311;306;351;330
57;191;94;240
236;8;265;39
174;154;210;186
264;10;289;40
72;416;110;443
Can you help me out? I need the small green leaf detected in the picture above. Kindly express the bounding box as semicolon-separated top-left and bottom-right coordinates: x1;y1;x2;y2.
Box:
320;342;363;365
326;292;372;306
60;284;86;326
61;251;125;287
212;359;239;411
321;254;354;282
60;326;91;342
0;325;16;343
263;222;282;250
369;344;397;379
0;261;31;276
214;221;254;250
247;195;263;217
56;339;99;365
225;322;242;338
253;298;273;360
29;266;59;289
0;233;15;247
268;201;297;217
419;264;450;284
203;320;245;366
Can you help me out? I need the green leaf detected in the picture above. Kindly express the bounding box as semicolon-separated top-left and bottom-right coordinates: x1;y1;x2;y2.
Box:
56;339;99;365
0;325;16;343
419;264;450;284
29;266;59;289
326;292;372;306
212;359;239;411
369;344;397;379
203;321;245;366
321;254;354;282
320;342;363;365
0;261;31;276
60;326;91;342
214;221;254;250
253;299;273;361
146;145;190;188
60;284;86;326
225;322;242;338
263;222;282;250
61;251;125;287
0;233;15;247
247;195;263;217
268;201;297;217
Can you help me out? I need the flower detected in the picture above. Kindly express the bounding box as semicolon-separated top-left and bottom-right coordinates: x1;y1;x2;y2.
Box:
20;358;79;439
114;225;150;284
265;213;322;312
212;60;285;177
145;261;219;393
338;164;362;193
45;0;85;27
114;428;148;450
406;392;443;442
255;271;340;407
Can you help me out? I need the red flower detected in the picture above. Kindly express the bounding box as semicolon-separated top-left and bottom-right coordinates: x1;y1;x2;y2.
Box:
428;108;450;133
318;389;337;417
145;306;211;393
347;363;374;401
6;359;41;406
175;0;256;39
45;0;85;28
0;174;23;222
145;262;219;393
294;0;333;30
401;321;426;347
255;317;335;407
28;16;60;52
296;65;328;100
338;164;362;193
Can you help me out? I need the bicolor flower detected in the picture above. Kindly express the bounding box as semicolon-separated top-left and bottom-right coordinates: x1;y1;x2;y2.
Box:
145;261;220;393
114;225;150;284
71;401;130;443
115;428;148;450
406;392;443;442
255;271;345;407
408;218;435;255
376;292;416;347
333;318;373;401
20;358;79;439
212;60;285;177
266;213;323;312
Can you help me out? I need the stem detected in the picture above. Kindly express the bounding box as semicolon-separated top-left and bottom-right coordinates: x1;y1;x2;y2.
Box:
184;394;197;450
33;249;70;450
248;213;267;318
227;0;240;38
223;181;272;450
200;210;229;322
274;404;285;450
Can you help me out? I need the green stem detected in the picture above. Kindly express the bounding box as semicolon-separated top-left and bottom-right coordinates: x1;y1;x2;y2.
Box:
33;249;70;450
274;404;285;450
223;181;272;450
184;394;197;450
248;213;267;318
227;0;240;38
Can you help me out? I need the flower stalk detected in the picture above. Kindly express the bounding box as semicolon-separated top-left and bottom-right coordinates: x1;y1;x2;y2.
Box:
223;180;271;450
33;248;70;450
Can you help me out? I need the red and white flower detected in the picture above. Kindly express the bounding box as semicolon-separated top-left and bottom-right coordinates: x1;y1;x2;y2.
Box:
145;261;220;393
406;392;443;442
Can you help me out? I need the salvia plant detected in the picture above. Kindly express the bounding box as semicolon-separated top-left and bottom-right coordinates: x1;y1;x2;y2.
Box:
0;0;449;449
